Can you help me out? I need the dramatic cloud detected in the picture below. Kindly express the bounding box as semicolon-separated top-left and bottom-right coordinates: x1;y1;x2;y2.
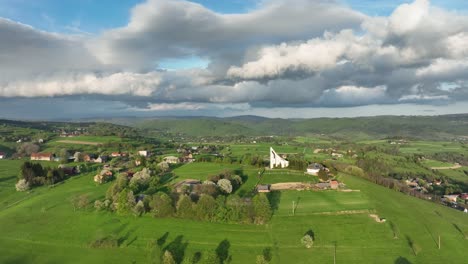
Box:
0;0;468;118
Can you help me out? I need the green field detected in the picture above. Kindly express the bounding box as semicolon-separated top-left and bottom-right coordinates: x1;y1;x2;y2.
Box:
172;162;262;196
1;160;468;263
260;171;318;184
420;159;455;168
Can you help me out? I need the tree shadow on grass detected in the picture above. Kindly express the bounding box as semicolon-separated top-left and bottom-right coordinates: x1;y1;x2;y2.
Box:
0;175;16;183
164;235;188;264
452;223;466;239
304;229;315;240
405;235;420;256
263;247;272;262
395;256;412;264
266;191;281;212
191;252;202;263
157;232;170;248
216;239;231;264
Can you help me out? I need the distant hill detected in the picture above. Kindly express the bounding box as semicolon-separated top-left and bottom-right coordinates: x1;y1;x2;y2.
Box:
99;114;468;140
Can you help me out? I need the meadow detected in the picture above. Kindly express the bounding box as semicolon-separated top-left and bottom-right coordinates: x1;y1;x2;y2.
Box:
1;159;468;263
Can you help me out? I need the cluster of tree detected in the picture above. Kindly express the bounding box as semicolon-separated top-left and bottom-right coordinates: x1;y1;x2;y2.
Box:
287;156;309;171
15;162;72;191
425;152;468;166
152;192;272;224
240;154;267;168
97;171;272;224
206;170;243;194
97;190;272;225
14;142;39;158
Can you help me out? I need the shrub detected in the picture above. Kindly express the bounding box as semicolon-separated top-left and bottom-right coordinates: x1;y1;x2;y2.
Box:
15;179;30;192
89;236;119;248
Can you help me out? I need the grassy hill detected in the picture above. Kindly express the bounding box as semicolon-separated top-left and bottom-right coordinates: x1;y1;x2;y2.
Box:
1;160;468;263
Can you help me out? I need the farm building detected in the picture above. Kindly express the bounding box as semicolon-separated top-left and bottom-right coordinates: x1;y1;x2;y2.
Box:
174;179;201;193
306;163;324;175
443;194;459;203
31;152;54;161
270;147;289;169
0;152;5;159
257;184;271;193
164;156;180;164
316;182;330;189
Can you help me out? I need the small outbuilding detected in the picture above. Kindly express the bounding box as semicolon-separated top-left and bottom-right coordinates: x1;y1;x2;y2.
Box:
257;184;271;193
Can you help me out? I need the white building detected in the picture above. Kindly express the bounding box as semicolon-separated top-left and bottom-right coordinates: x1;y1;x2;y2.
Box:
270;147;289;169
0;152;5;159
138;150;149;157
306;163;324;175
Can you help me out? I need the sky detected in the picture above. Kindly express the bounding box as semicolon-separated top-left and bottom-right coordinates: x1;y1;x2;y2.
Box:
0;0;468;120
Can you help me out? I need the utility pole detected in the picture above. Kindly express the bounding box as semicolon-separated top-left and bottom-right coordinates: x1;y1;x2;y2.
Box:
334;242;336;264
438;235;441;250
292;201;295;216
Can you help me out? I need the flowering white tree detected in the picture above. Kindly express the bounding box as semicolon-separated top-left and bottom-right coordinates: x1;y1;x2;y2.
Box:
301;234;314;248
15;179;30;192
217;179;233;194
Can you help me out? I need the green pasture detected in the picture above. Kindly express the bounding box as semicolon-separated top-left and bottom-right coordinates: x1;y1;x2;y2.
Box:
1;160;468;263
261;171;318;184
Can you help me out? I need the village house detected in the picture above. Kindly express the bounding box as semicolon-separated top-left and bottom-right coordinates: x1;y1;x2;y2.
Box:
306;163;324;175
94;169;113;184
110;152;126;157
182;153;195;163
460;193;468;201
164;156;180;164
83;154;97;162
0;152;5;159
330;180;339;190
31;152;54;161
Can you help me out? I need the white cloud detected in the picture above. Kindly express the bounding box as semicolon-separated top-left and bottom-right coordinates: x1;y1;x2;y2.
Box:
0;0;468;118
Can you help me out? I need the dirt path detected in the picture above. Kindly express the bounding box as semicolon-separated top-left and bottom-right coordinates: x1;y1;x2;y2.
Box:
55;140;100;145
430;163;462;170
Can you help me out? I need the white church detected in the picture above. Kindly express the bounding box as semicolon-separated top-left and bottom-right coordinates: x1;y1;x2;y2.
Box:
270;147;289;169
